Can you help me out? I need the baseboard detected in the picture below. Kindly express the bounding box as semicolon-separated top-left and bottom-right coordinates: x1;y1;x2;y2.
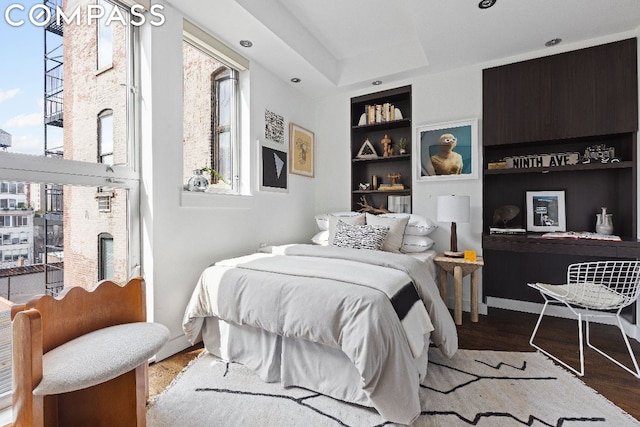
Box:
155;333;194;362
486;297;640;342
443;297;488;316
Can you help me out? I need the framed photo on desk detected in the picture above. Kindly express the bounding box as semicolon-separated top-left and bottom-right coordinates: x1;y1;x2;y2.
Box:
526;190;566;232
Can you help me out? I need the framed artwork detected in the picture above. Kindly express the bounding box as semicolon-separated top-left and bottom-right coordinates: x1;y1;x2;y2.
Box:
526;190;566;232
416;118;478;182
265;109;285;144
260;140;288;193
289;122;315;177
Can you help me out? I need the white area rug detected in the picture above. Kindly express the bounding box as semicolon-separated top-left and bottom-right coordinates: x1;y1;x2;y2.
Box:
147;348;640;426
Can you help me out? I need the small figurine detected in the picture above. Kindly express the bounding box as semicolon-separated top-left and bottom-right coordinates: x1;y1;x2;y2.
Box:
582;144;618;163
387;173;401;185
381;134;394;157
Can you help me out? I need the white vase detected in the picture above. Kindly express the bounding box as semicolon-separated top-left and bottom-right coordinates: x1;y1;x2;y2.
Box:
595;207;614;235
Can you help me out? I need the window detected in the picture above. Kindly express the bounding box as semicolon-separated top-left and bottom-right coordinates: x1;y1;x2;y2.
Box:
98;110;114;165
96;191;114;212
212;69;236;187
97;0;114;70
182;21;247;194
98;233;114;280
0;0;140;410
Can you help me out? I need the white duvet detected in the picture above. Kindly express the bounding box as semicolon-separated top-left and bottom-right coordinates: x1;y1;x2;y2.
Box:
183;244;458;424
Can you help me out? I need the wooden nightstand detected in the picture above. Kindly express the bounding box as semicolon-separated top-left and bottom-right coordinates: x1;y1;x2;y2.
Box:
434;253;484;325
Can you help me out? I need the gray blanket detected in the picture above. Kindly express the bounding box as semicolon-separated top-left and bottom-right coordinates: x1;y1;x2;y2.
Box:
183;244;458;424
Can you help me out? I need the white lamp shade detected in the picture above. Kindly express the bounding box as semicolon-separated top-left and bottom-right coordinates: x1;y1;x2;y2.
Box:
437;195;470;223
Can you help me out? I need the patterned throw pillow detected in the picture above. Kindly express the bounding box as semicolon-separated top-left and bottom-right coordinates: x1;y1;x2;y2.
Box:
331;220;389;251
327;212;366;244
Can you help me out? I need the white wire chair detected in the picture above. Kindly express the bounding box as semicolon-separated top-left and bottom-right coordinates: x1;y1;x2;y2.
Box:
528;260;640;378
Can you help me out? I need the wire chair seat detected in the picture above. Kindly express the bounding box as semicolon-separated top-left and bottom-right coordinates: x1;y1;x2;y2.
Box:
528;260;640;378
530;282;627;310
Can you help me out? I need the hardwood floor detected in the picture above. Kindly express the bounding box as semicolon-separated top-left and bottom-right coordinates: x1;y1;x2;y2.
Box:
457;308;640;421
148;308;640;421
149;345;204;398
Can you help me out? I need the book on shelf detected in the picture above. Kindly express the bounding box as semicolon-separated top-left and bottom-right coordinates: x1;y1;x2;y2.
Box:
364;103;397;125
487;161;507;170
540;231;622;241
377;184;405;191
489;227;526;234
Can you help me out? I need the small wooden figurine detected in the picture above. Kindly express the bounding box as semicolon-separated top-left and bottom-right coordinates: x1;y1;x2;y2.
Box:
387;173;401;185
381;134;394;157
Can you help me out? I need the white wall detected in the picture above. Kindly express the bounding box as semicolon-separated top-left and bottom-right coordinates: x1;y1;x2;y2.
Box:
140;3;318;359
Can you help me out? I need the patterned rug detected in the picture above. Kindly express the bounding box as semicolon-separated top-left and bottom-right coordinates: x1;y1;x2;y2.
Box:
147;348;640;426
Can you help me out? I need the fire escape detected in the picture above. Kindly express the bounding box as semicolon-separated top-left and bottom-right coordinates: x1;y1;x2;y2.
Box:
43;0;64;295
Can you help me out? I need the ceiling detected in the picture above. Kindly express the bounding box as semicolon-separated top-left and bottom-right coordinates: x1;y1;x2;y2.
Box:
167;0;640;99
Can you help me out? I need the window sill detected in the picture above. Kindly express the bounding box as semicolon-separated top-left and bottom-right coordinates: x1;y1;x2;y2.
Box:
180;190;253;210
95;65;114;76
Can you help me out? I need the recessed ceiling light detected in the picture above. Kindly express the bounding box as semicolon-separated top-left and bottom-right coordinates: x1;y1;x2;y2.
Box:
478;0;496;9
239;40;253;48
545;38;562;47
290;77;301;83
372;80;382;86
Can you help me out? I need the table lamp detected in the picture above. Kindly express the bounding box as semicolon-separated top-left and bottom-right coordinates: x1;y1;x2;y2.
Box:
437;195;470;257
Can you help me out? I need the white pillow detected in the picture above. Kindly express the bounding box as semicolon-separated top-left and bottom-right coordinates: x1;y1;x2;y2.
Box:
379;213;437;236
328;213;365;244
331;221;389;251
314;214;329;231
401;235;435;253
311;230;329;245
365;213;409;253
316;211;362;231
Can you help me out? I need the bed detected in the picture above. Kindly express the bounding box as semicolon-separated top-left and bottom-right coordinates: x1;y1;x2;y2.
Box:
183;234;458;424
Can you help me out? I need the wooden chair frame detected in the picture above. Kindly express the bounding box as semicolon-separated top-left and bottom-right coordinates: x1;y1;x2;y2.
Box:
12;277;149;427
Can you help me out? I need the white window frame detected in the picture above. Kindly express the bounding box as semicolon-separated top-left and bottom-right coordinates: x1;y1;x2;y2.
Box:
98;232;114;280
97;0;114;70
98;109;114;165
0;0;141;413
182;20;249;199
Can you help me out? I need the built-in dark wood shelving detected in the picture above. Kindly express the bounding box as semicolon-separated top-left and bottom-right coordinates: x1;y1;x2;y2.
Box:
350;86;412;212
481;38;639;315
484;161;634;175
483;233;640;258
352;189;411;195
352;154;411;163
352;118;411;131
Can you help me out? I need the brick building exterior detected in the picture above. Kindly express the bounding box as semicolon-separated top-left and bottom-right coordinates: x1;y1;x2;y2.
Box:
59;1;224;289
62;0;129;288
182;41;226;185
